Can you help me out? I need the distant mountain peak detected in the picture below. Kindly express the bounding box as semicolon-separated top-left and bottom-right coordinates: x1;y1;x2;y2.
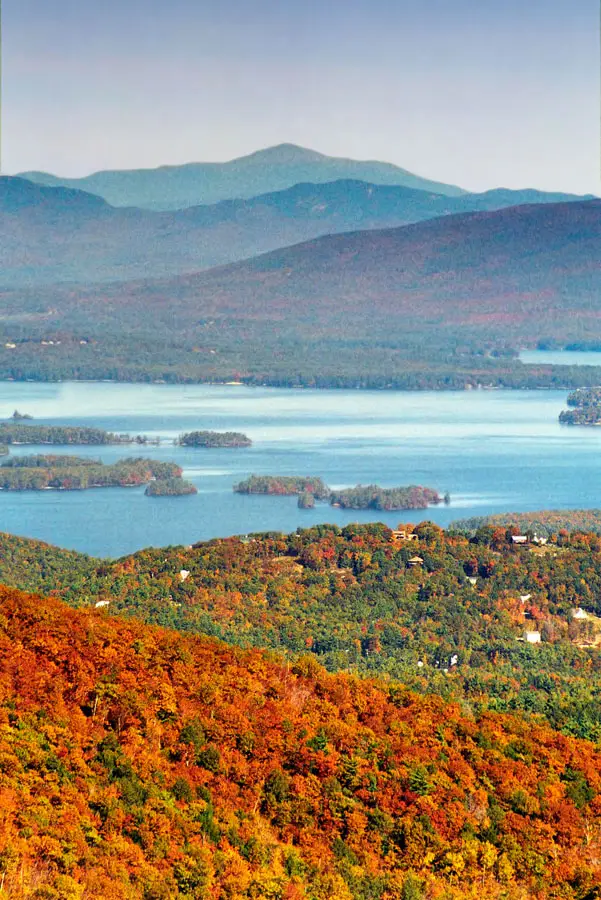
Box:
234;143;329;165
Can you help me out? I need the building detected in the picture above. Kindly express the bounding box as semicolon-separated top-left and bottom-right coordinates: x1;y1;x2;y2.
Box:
524;630;542;644
571;608;589;620
408;556;424;568
392;529;418;542
511;535;528;545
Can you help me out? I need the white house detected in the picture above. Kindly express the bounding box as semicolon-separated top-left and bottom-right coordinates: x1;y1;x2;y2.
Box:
179;570;190;582
524;630;541;644
571;608;589;621
95;600;110;609
512;535;528;545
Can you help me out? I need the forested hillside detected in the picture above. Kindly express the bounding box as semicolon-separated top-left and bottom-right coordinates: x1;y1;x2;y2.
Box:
6;523;601;739
1;584;601;899
1;199;600;387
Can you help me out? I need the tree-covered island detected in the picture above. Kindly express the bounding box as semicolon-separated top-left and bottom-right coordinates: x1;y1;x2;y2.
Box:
559;388;601;425
145;476;197;496
0;455;190;493
234;475;331;499
234;475;446;509
0;422;151;445
177;430;252;447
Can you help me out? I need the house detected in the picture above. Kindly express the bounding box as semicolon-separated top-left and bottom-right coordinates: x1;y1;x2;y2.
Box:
511;535;528;545
408;556;424;568
95;600;110;609
532;534;548;546
571;608;589;620
392;530;418;542
179;569;190;582
523;630;542;644
467;576;478;586
520;594;532;603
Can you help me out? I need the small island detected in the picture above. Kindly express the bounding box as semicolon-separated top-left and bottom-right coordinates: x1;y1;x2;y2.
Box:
10;410;33;421
145;477;197;497
234;475;331;499
329;484;445;511
234;476;447;510
559;388;601;425
0;423;151;446
0;455;190;494
177;430;252;448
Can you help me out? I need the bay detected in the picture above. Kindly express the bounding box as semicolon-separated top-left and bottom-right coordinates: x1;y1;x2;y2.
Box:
0;382;596;558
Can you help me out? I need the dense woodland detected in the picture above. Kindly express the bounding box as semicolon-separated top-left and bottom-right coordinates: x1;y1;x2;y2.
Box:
559;389;601;425
8;523;601;743
145;477;198;497
233;479;443;510
0;456;183;492
178;432;252;448
0;200;601;389
452;510;601;538
0;423;146;445
2;583;601;899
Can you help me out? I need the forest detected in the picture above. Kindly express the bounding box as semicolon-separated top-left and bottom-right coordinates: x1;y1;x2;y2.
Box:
2;582;601;899
178;431;252;448
233;479;443;510
559;388;601;425
8;522;601;742
0;456;183;491
0;423;147;445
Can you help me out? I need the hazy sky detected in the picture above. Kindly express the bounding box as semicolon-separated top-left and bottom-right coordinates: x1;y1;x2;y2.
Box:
4;0;599;193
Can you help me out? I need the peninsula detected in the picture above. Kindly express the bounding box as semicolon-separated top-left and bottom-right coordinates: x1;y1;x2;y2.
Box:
559;388;601;425
0;455;192;493
0;423;151;445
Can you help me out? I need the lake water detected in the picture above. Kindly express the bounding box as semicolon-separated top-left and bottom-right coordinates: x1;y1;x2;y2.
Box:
0;382;597;558
520;350;601;367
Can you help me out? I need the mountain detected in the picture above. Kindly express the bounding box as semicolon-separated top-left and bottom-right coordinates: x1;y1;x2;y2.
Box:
1;576;601;898
19;142;469;209
1;197;598;386
0;175;593;287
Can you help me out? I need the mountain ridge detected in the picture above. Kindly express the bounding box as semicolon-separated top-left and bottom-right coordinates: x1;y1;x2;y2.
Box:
17;142;469;208
0;175;594;288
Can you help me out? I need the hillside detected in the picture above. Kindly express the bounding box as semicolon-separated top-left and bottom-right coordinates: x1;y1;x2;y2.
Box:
1;198;600;386
6;522;601;739
1;582;601;898
18;143;468;209
0;176;591;288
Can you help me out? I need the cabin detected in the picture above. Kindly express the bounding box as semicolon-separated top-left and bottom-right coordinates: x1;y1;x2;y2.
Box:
408;556;424;568
571;608;589;620
523;630;542;644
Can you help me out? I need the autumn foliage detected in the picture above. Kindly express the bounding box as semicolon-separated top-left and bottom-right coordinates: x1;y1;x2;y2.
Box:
1;585;601;898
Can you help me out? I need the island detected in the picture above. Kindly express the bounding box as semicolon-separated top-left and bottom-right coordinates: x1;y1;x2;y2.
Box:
145;477;197;497
10;410;33;421
0;423;151;445
329;484;445;510
559;388;601;425
234;475;446;510
0;455;189;493
177;430;252;448
234;475;331;500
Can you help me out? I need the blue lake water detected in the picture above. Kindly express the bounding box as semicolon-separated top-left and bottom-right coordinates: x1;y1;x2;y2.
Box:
520;350;601;367
0;382;597;558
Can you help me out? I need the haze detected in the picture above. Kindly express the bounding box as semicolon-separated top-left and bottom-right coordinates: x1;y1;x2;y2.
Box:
4;0;599;194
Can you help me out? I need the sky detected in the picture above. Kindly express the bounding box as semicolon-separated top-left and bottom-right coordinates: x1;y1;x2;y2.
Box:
4;0;600;194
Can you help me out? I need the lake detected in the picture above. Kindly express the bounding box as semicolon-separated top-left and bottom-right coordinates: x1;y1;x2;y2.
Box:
0;382;596;558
